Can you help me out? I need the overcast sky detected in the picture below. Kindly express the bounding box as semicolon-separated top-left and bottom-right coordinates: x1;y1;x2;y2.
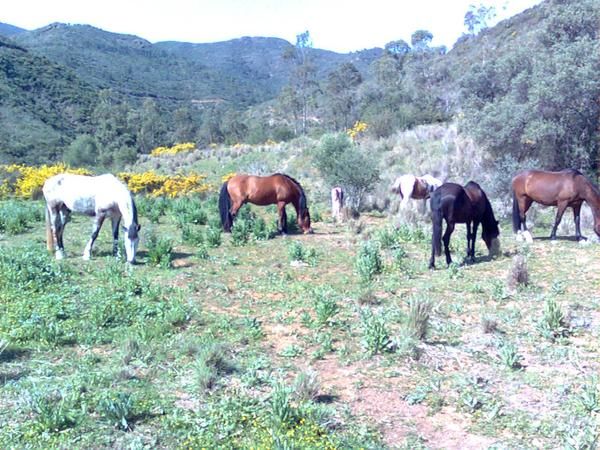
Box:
2;0;544;53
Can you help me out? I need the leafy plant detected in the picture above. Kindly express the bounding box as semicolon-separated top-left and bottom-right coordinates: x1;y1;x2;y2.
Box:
145;232;174;268
313;289;339;326
537;297;569;341
355;241;383;284
97;391;134;431
231;217;253;246
360;309;391;356
27;388;80;433
497;339;521;370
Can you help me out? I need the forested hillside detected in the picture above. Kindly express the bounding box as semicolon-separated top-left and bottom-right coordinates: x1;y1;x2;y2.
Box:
0;0;598;177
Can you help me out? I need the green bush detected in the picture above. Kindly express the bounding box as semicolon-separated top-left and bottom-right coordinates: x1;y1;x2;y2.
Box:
146;233;174;268
355;241;383;283
97;391;134;431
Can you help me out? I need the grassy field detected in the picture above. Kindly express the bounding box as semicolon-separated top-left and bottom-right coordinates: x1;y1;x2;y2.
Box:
0;194;599;449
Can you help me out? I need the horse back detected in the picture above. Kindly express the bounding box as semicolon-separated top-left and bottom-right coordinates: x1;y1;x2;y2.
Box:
228;173;295;206
435;183;474;223
513;169;584;206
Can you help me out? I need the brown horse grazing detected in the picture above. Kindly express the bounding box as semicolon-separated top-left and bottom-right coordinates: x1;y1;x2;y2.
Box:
512;169;600;241
219;173;313;234
429;181;500;269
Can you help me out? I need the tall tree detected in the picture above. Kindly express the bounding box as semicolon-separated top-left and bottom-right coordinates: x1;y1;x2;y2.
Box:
283;31;319;135
325;63;363;130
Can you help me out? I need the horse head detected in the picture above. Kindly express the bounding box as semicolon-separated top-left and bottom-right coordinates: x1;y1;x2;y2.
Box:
124;223;141;264
482;220;500;252
298;208;313;234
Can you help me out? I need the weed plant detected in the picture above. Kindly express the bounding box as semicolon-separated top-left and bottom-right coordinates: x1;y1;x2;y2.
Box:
97;391;134;431
360;309;391;356
145;231;174;268
355;241;383;284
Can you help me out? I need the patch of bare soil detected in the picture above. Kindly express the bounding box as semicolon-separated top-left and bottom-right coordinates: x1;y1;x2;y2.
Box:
308;356;496;449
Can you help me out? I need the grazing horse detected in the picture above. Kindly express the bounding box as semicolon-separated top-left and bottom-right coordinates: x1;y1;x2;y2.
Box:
331;187;344;222
512;169;600;242
429;181;500;269
43;173;140;263
219;173;313;234
391;174;443;209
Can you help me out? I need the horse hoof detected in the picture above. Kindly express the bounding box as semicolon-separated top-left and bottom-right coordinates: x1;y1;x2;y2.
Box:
55;250;64;260
82;253;91;261
523;231;533;244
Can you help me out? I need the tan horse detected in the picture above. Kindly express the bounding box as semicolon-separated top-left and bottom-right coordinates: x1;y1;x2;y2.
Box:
512;169;600;242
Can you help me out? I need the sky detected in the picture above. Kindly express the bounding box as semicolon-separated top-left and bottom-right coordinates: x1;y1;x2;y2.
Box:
2;0;544;53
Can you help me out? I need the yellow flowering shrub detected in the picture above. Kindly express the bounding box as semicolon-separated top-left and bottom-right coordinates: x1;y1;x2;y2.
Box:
150;142;196;157
347;121;368;140
118;171;211;197
0;163;90;199
221;172;237;183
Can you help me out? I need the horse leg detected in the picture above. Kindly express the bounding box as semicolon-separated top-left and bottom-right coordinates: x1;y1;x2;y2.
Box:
572;202;586;241
277;202;288;234
465;221;474;263
550;202;568;240
443;221;455;266
83;215;105;260
229;200;243;224
519;197;533;243
472;221;481;261
48;206;63;259
56;206;71;258
111;216;122;257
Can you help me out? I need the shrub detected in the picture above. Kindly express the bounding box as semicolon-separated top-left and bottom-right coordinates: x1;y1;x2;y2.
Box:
27;388;80;433
355;241;383;283
313;133;380;211
313;288;339;326
97;391;134;431
231;217;252;246
360;309;391;356
405;297;432;341
205;226;222;248
293;370;320;402
497;340;521;370
181;224;205;246
145;231;174;268
537;297;570;341
195;342;232;391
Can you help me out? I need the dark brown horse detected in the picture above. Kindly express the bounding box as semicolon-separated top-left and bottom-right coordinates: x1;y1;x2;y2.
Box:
219;173;313;234
430;181;500;269
512;169;600;241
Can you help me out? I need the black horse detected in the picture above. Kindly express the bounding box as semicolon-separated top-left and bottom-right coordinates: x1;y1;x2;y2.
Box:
429;181;500;269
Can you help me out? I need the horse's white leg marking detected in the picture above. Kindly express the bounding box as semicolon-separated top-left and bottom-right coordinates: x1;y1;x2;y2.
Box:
523;230;533;244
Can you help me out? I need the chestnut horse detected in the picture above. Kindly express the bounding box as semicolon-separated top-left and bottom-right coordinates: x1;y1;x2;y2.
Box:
219;173;313;234
512;169;600;242
430;181;500;269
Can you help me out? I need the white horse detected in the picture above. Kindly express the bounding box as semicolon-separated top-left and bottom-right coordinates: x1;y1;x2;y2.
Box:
391;173;443;209
43;173;140;263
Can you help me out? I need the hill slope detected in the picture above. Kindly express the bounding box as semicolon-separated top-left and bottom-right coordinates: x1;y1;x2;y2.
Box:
0;35;97;163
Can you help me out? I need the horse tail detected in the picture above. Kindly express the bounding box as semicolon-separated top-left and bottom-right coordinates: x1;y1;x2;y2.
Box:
219;181;233;232
512;190;521;233
45;205;54;252
431;192;443;257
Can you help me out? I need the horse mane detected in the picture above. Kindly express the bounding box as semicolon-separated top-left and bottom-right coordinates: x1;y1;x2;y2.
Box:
275;173;308;211
128;195;139;239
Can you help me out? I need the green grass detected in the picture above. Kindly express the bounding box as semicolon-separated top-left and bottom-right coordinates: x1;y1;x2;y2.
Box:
1;197;600;448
